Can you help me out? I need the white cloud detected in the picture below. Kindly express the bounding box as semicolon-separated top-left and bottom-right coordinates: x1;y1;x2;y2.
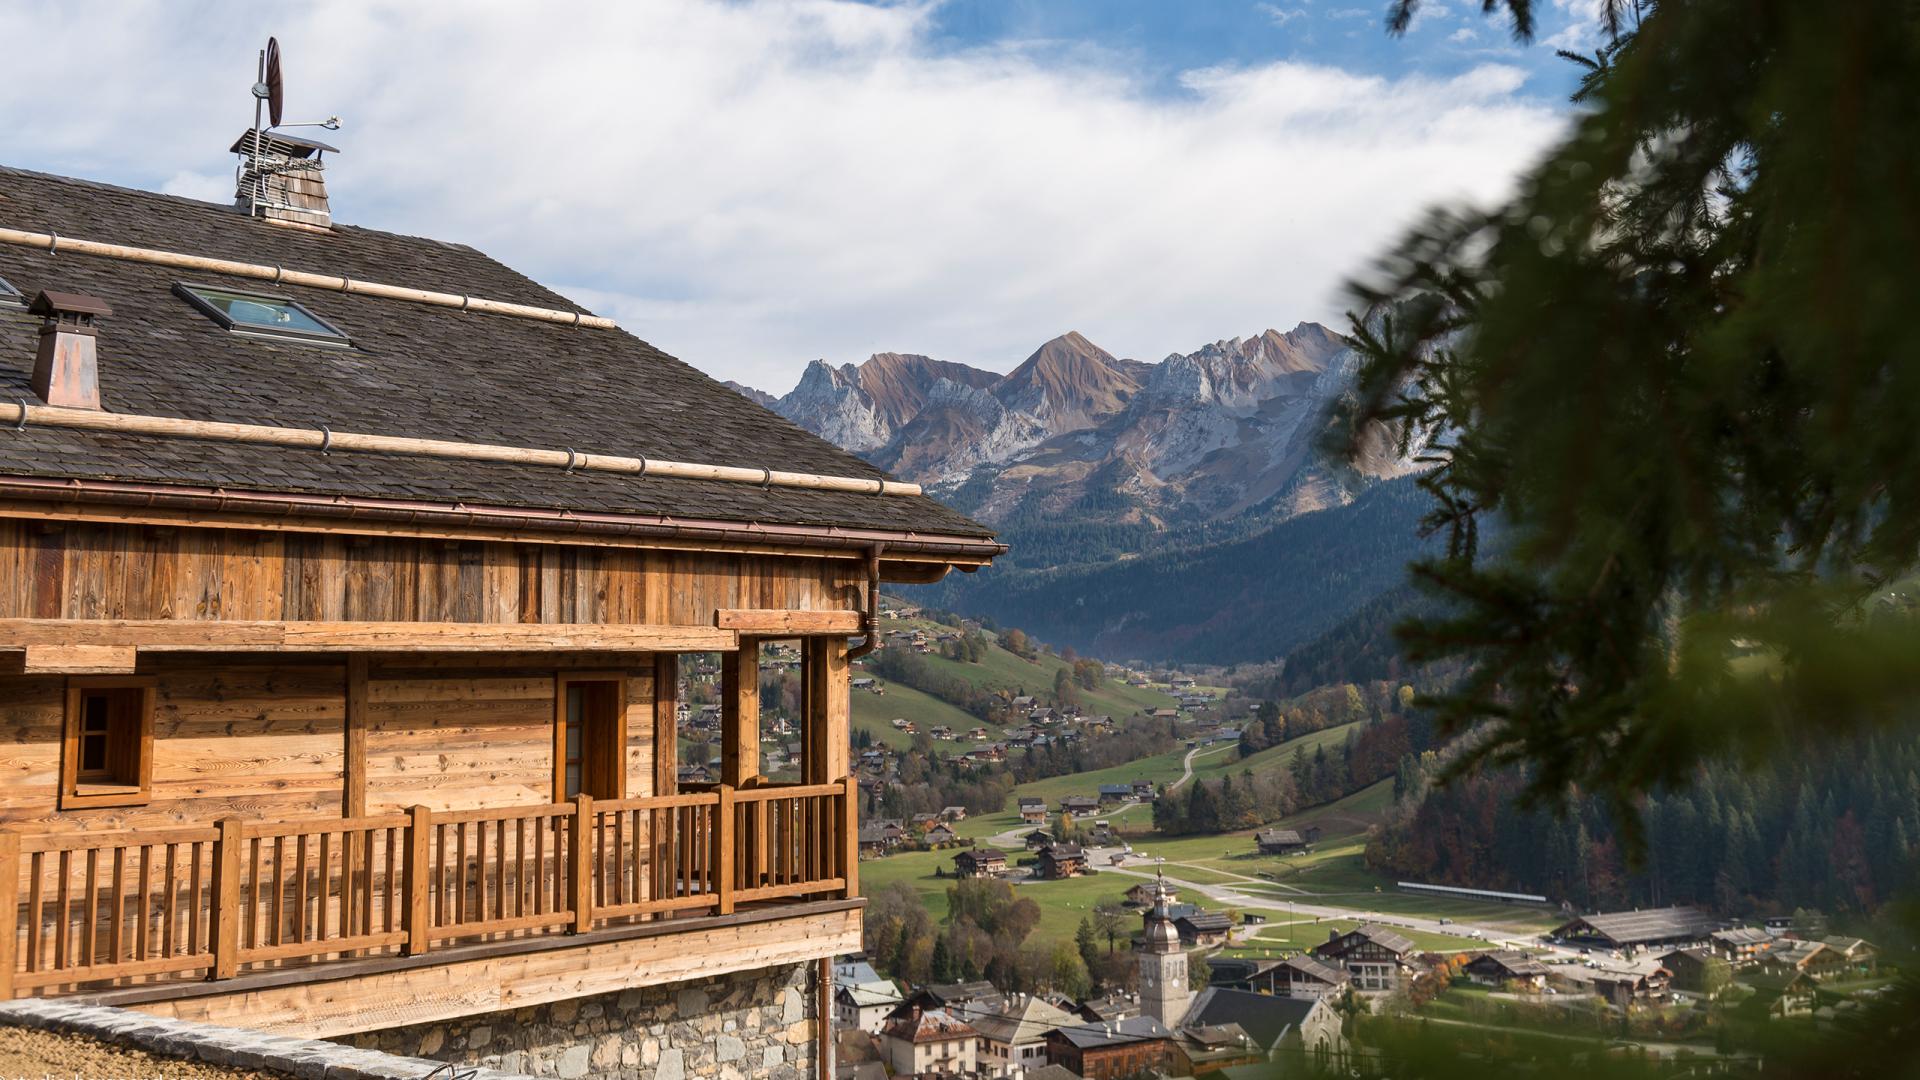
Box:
1328;7;1374;19
0;0;1565;388
1543;0;1612;51
1449;26;1480;43
1258;4;1309;26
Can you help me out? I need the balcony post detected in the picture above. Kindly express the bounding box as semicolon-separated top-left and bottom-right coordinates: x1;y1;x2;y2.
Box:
839;776;859;899
0;832;18;999
404;805;431;956
714;784;735;915
209;818;242;979
569;794;594;934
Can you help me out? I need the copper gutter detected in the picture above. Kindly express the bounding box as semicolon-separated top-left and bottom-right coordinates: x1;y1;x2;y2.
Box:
0;475;1005;560
847;543;885;660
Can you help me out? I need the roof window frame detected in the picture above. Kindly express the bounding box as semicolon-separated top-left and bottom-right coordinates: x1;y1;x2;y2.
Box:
0;273;24;308
173;281;353;347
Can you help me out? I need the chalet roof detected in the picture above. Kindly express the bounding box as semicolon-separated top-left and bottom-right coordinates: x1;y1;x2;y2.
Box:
1318;924;1416;958
1557;906;1717;946
1176;912;1234;933
963;994;1075;1045
1041;843;1084;859
881;1007;977;1044
956;846;1007;863
1255;828;1304;846
1264;954;1349;985
0;166;994;542
924;981;1000;1007
1185;987;1319;1051
1467;950;1551;978
1049;1015;1173;1050
1709;927;1772;947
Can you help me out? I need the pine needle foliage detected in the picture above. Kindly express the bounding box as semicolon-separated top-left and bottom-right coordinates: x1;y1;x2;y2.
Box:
1337;0;1920;854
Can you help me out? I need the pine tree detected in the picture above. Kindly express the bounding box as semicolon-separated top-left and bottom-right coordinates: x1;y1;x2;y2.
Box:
1076;916;1100;972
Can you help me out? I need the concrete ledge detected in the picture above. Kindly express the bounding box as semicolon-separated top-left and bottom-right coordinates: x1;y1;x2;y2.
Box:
0;998;537;1080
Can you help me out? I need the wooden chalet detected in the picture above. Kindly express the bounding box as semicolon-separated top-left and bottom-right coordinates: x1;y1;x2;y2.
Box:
1035;842;1086;880
1552;906;1716;952
0;157;999;1073
951;847;1007;879
1461;950;1550;991
1312;924;1417;991
1044;1015;1179;1080
1254;827;1308;855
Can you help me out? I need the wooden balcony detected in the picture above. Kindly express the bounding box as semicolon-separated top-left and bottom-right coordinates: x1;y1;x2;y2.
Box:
0;779;858;1007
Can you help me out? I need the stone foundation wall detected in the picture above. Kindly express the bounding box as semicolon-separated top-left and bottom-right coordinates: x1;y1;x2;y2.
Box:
338;963;820;1080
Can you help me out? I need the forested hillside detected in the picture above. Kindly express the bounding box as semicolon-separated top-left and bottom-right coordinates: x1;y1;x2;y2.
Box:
1368;724;1920;916
913;475;1433;663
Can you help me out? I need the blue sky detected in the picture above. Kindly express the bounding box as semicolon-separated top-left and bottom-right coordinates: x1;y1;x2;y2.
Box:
0;1;1595;387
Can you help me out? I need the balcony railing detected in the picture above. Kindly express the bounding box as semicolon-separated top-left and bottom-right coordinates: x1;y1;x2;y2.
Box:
0;778;857;997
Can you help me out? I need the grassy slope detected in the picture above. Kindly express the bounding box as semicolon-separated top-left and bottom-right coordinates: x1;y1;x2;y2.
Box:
876;617;1177;719
850;683;979;749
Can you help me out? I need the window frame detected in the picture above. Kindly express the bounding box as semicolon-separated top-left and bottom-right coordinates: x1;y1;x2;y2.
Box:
60;676;156;809
172;281;353;347
553;671;628;802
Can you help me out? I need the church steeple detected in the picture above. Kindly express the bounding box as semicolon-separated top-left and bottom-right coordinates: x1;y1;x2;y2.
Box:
1137;862;1192;1028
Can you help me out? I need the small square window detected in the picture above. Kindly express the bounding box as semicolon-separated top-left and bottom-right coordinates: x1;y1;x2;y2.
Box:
174;282;350;346
0;274;23;308
61;678;155;809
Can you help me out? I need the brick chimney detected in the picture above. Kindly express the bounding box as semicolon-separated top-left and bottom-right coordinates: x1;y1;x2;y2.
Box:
29;290;112;409
232;129;337;230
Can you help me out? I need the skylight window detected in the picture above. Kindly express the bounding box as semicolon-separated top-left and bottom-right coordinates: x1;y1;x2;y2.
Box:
174;283;350;346
0;274;23;307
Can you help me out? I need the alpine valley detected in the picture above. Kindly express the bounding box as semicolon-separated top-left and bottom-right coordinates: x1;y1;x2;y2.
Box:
732;324;1434;664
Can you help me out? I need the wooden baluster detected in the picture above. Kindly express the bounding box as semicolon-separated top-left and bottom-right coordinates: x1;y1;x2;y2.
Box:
453;823;467;927
714;786;735;915
385;827;399;934
0;833;18;998
568;795;593;933
108;846;125;965
54;851;71;971
26;850;43;975
434;823;448;928
210;819;241;979
533;818;547;916
315;832;330;943
362;828;376;940
247;837;262;950
405;807;431;957
161;844;177;959
82;848;100;968
514;818;527;919
490;822;505;923
269;836;284;947
188;842;203;958
474;819;489;927
841;776;859;898
629;810;643;908
293;834;309;945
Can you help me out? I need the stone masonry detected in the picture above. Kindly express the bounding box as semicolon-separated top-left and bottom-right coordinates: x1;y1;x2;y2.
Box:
340;962;820;1080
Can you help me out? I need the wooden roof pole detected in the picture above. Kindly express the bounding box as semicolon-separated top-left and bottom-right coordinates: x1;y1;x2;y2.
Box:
0;226;619;330
0;401;925;497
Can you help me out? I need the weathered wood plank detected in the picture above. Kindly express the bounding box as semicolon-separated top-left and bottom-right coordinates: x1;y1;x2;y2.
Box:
0;619;736;653
714;609;862;634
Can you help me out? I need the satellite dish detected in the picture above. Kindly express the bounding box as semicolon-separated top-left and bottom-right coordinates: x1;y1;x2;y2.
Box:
265;37;284;127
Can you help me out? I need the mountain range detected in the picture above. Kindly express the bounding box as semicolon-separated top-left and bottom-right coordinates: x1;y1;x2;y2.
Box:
732;323;1433;663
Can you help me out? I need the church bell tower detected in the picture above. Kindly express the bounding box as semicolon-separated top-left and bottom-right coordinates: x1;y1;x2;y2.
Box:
1137;866;1191;1028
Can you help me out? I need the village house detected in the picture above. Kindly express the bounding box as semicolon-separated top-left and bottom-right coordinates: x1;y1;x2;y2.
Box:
1097;783;1134;805
1742;968;1818;1019
1173;912;1235;948
859;820;907;857
1060;795;1100;818
1254;827;1313;855
1708;927;1775;966
1548;960;1673;1008
940;805;968;822
1023;828;1056;852
878;1006;978;1076
1018;797;1048;825
1462;951;1551;992
1129;779;1156;800
921;822;958;847
1760;938;1852;981
961;992;1075;1077
952;847;1008;879
1183;987;1346;1071
1257;954;1352;999
1084;821;1119;848
832;957;905;1035
1817;935;1878;978
1035;842;1087;880
1659;947;1733;999
1045;1015;1180;1080
0;133;1001;1077
1552;906;1717;953
1313;925;1419;991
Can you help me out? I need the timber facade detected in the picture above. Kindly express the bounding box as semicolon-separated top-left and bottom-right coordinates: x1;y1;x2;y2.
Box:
0;161;999;1077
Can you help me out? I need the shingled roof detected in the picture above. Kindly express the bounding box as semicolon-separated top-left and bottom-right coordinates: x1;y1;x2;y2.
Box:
1555;906;1717;947
0;166;994;543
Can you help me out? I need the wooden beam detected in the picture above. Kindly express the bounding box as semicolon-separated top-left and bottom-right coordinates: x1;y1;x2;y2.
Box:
123;904;862;1038
16;644;137;674
653;654;679;796
720;638;760;787
714;609;862;635
343;658;368;819
0;619;736;654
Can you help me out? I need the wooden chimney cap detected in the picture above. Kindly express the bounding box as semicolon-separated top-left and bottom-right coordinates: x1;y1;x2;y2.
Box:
29;290;113;319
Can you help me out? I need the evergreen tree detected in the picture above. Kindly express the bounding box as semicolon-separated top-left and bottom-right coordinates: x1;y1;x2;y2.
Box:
1076;916;1100;972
